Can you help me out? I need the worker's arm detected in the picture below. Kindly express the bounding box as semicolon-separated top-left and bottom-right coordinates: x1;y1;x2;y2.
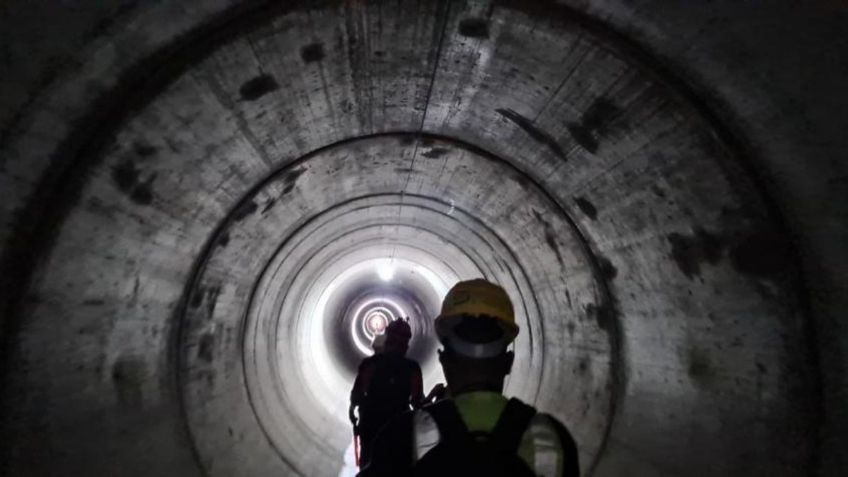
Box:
409;363;425;409
350;359;374;426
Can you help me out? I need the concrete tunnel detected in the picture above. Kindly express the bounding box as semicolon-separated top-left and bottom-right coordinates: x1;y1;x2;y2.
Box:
1;1;846;476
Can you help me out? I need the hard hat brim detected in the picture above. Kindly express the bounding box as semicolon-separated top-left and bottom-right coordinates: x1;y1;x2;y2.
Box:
435;314;519;358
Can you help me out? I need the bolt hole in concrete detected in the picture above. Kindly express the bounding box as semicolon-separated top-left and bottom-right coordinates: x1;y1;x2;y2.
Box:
1;1;817;477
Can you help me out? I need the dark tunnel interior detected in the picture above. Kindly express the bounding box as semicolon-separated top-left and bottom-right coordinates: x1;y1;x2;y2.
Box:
1;1;847;476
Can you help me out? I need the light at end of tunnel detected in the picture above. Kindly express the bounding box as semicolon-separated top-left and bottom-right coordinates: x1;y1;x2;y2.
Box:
366;313;388;334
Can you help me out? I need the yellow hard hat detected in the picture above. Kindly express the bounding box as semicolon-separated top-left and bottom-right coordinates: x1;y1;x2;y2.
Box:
435;279;519;357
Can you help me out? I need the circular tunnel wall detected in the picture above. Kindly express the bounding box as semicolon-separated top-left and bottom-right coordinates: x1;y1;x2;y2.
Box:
0;1;825;476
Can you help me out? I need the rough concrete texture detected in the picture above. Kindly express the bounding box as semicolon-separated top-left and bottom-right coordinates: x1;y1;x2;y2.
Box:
0;1;845;476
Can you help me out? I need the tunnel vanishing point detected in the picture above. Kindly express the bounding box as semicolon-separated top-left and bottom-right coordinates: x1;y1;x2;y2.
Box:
1;1;846;476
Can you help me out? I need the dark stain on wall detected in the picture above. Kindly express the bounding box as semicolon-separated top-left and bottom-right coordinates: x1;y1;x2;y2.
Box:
112;160;140;193
421;147;449;159
239;74;279;101
301;42;325;63
668;227;724;280
129;173;156;205
458;18;489;39
132;141;157;158
567;97;622;153
497;108;568;162
598;256;618;280
533;210;565;267
280;167;306;195
111;160;156;205
687;346;715;384
585;300;618;334
205;285;222;319
574;196;598;220
261;198;277;213
198;333;215;363
217;232;230;248
577;357;589;375
112;355;146;408
232;200;258;222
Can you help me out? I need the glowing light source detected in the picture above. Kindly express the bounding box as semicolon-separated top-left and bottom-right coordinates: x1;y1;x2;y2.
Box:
376;260;395;281
366;312;388;334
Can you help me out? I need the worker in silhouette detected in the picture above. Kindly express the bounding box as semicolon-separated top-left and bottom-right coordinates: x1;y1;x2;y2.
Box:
349;318;425;467
358;279;580;477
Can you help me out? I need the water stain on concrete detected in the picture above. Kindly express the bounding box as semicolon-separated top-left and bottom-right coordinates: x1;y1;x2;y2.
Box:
458;18;489;39
280;167;306;195
129;173;156;205
111;160;156;205
132;141;157;158
598;256;618;280
301;42;325;63
577;357;589;375
668;227;724;280
261;198;277;213
112;355;146;408
217;232;230;248
239;74;279;101
574;196;598;220
198;333;215;363
687;346;715;384
532;210;565;267
232;200;258;222
567;97;622;153
497;108;568;162
421;147;449;159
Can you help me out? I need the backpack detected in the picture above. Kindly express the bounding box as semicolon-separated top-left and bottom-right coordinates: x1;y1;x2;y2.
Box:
412;398;537;477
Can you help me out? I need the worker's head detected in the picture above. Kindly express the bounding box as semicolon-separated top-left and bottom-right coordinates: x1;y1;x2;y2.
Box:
383;318;412;355
434;279;518;395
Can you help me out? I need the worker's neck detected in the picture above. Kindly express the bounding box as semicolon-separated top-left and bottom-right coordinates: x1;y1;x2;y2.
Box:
449;380;504;396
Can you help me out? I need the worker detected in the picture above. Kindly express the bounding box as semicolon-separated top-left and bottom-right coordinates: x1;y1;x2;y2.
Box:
349;318;425;467
358;279;580;477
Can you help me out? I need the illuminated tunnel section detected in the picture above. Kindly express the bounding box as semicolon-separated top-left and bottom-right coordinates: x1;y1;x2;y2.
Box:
0;1;836;477
180;136;610;475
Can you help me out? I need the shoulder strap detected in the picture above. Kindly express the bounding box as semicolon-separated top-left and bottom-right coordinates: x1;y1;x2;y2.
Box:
424;400;468;444
490;398;537;453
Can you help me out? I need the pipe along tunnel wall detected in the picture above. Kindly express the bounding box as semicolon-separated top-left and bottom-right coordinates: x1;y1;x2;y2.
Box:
1;1;845;476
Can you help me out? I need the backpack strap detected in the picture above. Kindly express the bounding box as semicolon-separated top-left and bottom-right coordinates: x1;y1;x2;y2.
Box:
543;414;581;477
423;400;469;444
489;398;537;453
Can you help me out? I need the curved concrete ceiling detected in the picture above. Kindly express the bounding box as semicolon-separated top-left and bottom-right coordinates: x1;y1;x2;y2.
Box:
1;1;846;476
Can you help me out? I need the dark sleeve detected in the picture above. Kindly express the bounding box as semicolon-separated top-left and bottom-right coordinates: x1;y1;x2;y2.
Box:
409;361;424;408
548;416;580;477
357;411;414;477
351;358;374;405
